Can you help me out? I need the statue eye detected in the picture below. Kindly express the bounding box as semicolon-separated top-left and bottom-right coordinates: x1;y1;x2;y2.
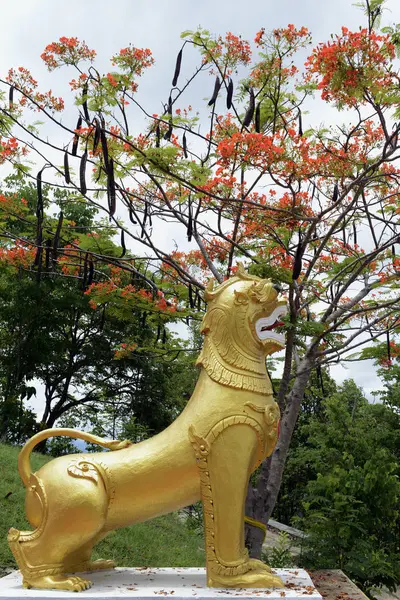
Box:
233;291;249;305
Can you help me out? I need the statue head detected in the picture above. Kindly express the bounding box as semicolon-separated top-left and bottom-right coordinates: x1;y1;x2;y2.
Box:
202;264;287;358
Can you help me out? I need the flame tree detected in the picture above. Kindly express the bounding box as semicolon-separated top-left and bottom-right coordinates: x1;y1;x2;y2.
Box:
1;0;400;556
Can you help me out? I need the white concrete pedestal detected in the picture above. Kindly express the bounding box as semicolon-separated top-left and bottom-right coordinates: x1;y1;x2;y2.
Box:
0;568;322;600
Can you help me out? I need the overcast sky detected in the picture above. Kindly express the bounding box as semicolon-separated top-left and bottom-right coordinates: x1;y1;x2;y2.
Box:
2;0;400;415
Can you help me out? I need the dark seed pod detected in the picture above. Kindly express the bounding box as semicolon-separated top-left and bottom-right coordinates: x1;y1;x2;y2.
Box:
156;123;160;148
255;102;261;133
167;95;173;115
392;245;396;257
242;87;255;128
298;110;303;136
72;116;82;156
187;201;193;242
128;204;137;224
162;327;167;345
188;283;194;308
164;123;173;141
107;158;116;217
52;211;63;260
82;83;90;121
92;118;101;154
45;239;51;270
316;365;325;394
33;245;42;268
226;78;233;109
172;49;183;87
208;76;221;106
100;128;109;169
64;150;70;184
35;220;43;256
353;223;357;246
342;227;346;246
292;242;304;281
183;131;188;158
332;182;339;203
100;306;106;329
141;202;148;238
387;330;391;361
120;229;126;257
79;149;88;195
36;170;43;220
87;257;94;286
81;252;89;290
9;85;14;110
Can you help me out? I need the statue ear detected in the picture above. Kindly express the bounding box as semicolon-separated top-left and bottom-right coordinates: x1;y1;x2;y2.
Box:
204;279;216;303
236;262;246;277
234;290;249;305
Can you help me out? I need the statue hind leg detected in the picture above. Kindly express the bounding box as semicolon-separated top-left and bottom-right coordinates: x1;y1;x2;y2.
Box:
190;419;284;588
8;472;109;591
64;534;115;574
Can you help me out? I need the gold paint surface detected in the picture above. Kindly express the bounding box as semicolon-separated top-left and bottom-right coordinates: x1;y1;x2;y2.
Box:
8;267;286;591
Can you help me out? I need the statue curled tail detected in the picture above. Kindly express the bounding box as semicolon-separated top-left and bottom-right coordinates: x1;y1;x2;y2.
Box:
18;428;132;487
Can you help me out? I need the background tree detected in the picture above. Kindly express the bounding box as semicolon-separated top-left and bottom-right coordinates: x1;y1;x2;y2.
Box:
272;367;337;525
0;179;197;446
2;0;400;555
296;380;400;596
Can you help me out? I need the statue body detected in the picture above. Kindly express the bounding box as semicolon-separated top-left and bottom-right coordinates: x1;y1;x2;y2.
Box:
8;268;287;592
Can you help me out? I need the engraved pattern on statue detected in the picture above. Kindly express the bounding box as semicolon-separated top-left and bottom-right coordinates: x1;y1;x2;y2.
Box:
196;305;271;395
245;401;280;457
67;460;100;484
67;458;115;506
189;415;266;576
8;476;65;578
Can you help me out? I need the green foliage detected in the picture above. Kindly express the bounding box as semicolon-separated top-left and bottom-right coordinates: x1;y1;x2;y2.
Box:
262;532;296;568
274;368;337;524
47;413;82;456
93;514;204;568
374;362;400;411
0;179;198;445
182;502;203;536
0;397;37;445
294;381;400;596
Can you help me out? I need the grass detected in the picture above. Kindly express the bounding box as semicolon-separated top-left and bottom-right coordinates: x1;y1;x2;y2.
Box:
0;443;205;576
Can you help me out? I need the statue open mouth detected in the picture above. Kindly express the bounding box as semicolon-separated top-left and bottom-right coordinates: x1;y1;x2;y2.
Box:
255;305;287;345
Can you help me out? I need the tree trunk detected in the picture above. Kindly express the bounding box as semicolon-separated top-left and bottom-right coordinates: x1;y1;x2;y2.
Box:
245;353;315;558
35;411;60;453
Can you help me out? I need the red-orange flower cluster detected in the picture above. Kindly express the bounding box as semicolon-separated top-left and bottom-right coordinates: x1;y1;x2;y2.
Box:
306;27;396;106
41;37;96;71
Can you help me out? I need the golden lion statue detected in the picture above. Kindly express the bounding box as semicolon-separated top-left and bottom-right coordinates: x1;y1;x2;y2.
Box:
9;266;287;592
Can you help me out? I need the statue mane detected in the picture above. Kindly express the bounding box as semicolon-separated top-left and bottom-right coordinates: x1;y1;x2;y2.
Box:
197;266;274;396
